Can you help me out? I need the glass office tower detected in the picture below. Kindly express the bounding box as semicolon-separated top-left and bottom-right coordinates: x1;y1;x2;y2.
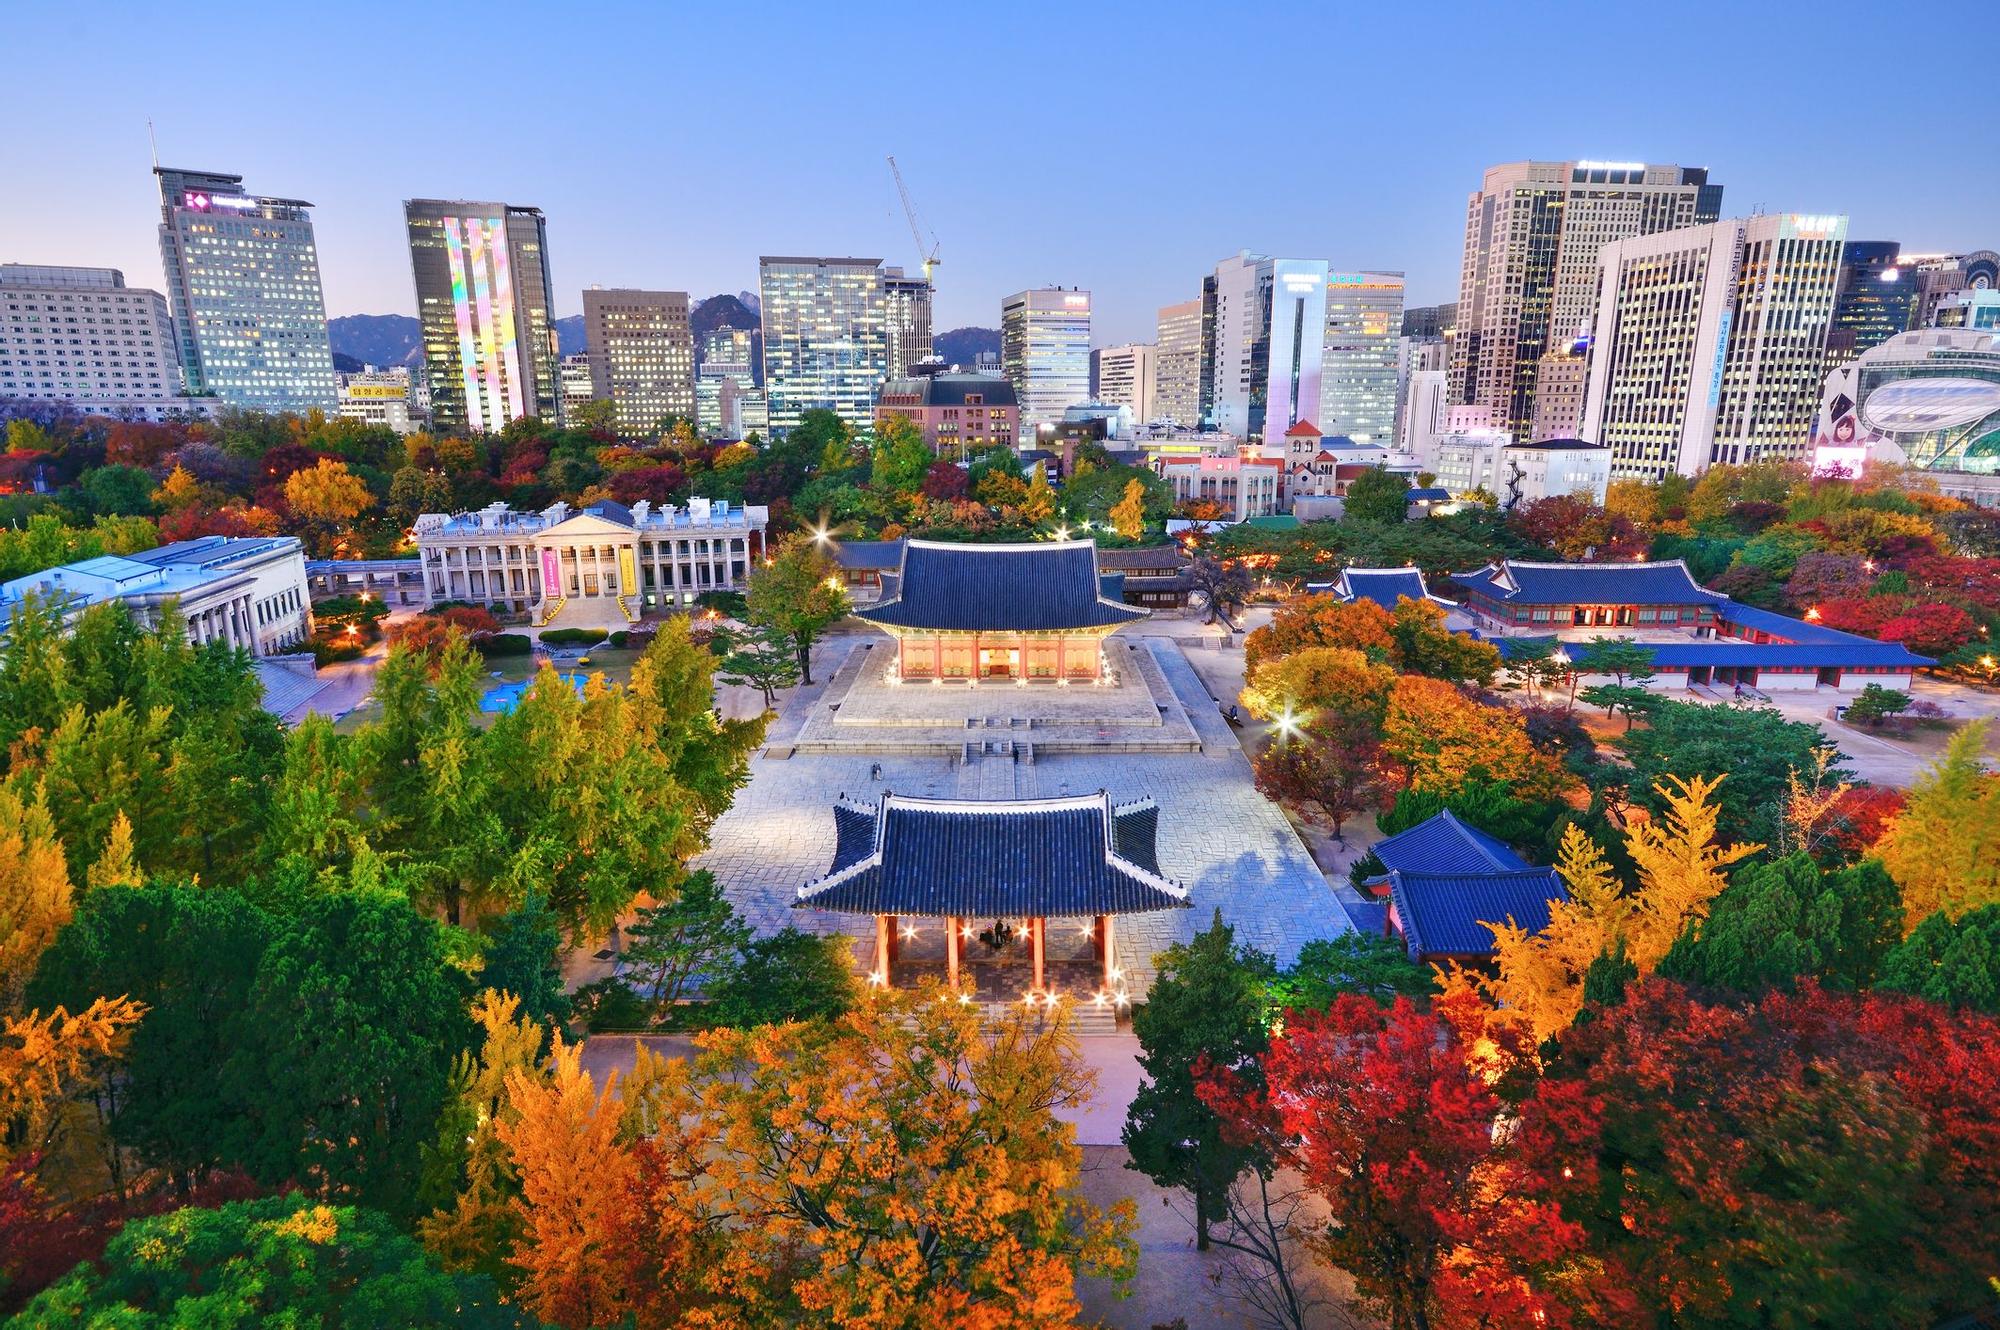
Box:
405;200;559;435
155;167;337;411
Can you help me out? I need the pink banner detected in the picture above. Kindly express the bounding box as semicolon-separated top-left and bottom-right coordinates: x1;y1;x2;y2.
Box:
540;548;562;599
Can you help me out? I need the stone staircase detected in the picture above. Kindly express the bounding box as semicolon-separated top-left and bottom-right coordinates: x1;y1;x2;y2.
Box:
614;594;638;624
535;595;567;627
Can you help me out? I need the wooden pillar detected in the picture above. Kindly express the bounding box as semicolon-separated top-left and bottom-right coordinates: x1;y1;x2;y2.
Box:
886;915;900;967
874;914;890;987
1030;917;1045;994
1101;915;1116;992
1056;636;1065;679
946;915;960;988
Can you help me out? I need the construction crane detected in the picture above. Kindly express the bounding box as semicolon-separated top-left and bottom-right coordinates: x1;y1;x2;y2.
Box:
886;155;940;283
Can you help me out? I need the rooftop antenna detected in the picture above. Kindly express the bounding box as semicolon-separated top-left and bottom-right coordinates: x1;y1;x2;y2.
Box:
147;119;159;169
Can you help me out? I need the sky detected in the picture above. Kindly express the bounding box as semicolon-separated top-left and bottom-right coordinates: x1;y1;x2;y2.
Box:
4;0;1996;347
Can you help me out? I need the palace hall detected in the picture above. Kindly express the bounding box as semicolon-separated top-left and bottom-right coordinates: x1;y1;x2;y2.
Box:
857;538;1147;682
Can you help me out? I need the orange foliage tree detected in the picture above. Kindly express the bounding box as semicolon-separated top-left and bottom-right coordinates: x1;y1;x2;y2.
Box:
494;988;1137;1329
1243;595;1394;672
1380;675;1568;801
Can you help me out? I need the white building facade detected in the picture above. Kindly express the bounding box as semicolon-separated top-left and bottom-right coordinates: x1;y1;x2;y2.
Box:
413;497;768;626
0;535;311;656
1095;343;1155;423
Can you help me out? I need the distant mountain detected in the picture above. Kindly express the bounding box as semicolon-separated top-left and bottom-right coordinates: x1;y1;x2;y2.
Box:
934;327;1000;369
330;294;755;379
327;314;421;369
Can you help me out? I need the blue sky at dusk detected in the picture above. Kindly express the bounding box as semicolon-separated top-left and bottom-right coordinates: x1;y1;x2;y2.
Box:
4;0;1995;345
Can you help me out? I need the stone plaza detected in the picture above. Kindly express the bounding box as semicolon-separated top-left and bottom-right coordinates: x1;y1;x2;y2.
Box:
695;632;1351;1001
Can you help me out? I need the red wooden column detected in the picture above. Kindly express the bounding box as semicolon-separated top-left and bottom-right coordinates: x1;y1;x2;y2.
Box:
1101;915;1116;992
946;916;961;989
874;914;891;987
1030;917;1046;994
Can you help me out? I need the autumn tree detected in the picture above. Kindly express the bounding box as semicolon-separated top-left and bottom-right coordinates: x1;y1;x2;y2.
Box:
1616;699;1849;849
1253;712;1388;839
1875;719;2000;927
496;1033;641;1327
665;989;1138;1326
1545;980;2000;1327
1021;460;1056;522
1386;596;1500;685
1199;991;1623;1330
1239;645;1393;726
745;531;849;685
1467;776;1758;1043
283;456;375;554
1244;594;1394;671
1380;675;1567;801
1108;476;1148;540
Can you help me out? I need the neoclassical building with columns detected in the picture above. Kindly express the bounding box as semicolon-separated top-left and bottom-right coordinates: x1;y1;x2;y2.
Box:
412;497;767;628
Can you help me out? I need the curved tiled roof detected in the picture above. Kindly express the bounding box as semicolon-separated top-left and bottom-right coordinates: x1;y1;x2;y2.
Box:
1336;567;1453;612
800;792;1188;918
858;540;1148;632
1388;868;1569;959
1455;559;1724;605
1372;810;1529;877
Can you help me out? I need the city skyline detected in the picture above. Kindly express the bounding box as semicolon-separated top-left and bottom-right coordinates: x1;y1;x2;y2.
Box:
4;0;1994;347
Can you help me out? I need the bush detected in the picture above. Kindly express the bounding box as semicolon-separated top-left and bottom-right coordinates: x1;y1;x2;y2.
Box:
476;633;532;657
696;589;748;618
608;630;630;648
573;976;652;1032
539;626;609;646
704;928;858;1029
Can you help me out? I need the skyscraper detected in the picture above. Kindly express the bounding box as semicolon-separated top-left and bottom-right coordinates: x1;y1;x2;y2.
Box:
882;267;934;376
582;287;694;435
758;256;887;431
1320;271;1405;444
1582;213;1846;480
1095;343;1155;423
1452;160;1722;436
404;200;559;434
1824;241;1919;371
1001;288;1092;434
1153;298;1203;427
1208;253;1327;442
154;167;337;412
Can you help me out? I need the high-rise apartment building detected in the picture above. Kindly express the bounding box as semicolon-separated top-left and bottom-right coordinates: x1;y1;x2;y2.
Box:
154;167;337;412
0;265;197;420
1208;253;1327;442
1320;271;1405;444
581;287;694;436
758;256;887;431
882;267;934;376
1153;298;1203;427
1582;213;1846;480
1824;242;1919;371
1452;160;1722;437
697;326;764;439
1001;288;1092;434
405;200;559;434
1095;343;1155;423
1400;368;1449;458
